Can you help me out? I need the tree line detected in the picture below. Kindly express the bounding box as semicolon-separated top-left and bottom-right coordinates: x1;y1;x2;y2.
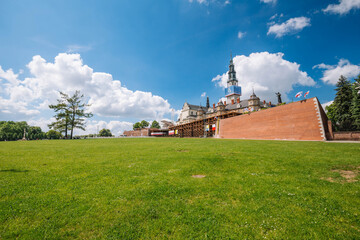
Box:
71;129;113;139
0;121;61;141
326;75;360;131
133;120;160;130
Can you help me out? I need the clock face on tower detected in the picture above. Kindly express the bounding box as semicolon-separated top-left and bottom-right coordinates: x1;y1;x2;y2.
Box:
225;86;242;96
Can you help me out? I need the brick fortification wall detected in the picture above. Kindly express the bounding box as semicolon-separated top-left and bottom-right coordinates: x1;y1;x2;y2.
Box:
218;97;327;141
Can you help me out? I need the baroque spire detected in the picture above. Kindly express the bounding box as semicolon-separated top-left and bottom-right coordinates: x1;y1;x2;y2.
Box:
227;52;238;87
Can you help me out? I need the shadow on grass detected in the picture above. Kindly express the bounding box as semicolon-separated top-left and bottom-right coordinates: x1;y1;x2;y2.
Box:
0;169;30;173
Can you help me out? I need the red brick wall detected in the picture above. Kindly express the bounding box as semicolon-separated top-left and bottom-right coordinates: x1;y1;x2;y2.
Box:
218;97;327;141
333;132;360;141
123;129;150;137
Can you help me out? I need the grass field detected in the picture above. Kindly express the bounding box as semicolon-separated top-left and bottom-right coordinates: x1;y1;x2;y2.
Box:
0;138;360;239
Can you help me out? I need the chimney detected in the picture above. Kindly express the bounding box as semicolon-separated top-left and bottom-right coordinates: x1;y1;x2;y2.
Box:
224;101;227;106
237;98;240;103
231;99;235;105
213;103;215;109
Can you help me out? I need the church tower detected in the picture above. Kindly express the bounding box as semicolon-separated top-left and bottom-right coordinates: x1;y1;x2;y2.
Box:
228;54;238;86
225;54;242;104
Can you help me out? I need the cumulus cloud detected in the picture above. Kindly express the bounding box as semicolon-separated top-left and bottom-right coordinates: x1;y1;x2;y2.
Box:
237;31;246;39
323;0;360;15
212;52;316;102
81;120;133;136
27;118;54;132
0;53;174;121
268;17;311;38
0;98;40;119
322;100;334;111
26;117;133;136
313;59;360;85
0;66;20;85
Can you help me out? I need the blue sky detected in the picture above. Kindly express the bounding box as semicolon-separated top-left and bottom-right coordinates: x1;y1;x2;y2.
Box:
1;0;360;135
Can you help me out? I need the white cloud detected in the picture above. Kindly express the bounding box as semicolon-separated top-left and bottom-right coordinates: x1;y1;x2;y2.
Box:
268;17;311;38
269;14;278;20
313;59;360;85
260;0;276;3
212;52;316;102
323;0;360;15
201;92;206;97
237;31;246;39
79;120;133;136
0;98;40;118
0;53;174;121
188;0;229;5
189;0;208;4
269;13;283;20
322;100;334;111
66;44;92;53
27;118;54;132
26;118;133;136
0;66;20;85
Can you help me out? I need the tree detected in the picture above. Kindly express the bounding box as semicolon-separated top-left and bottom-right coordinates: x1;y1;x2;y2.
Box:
350;74;360;130
133;122;141;130
29;126;43;139
99;128;112;137
150;120;160;129
140;120;149;128
48;92;71;138
46;130;62;139
49;91;93;139
67;91;93;139
333;75;353;131
326;103;337;130
0;121;41;141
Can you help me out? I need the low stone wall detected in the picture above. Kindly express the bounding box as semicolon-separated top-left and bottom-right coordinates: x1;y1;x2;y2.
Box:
332;132;360;141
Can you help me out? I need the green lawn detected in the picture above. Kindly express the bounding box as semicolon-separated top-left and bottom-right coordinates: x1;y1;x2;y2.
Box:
0;138;359;239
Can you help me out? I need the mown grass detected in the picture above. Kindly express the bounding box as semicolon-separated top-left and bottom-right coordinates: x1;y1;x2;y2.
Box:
0;138;359;239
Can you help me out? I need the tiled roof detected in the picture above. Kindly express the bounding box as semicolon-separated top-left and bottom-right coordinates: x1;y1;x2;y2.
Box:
187;104;208;111
225;100;249;110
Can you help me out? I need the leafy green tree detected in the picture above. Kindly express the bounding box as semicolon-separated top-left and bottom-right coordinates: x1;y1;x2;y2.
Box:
99;128;112;137
12;133;18;141
48;92;71;138
150;120;160;129
49;91;93;139
140;120;149;128
67;91;93;139
46;130;62;139
0;121;34;141
133;122;141;130
351;75;360;130
326;103;337;130
29;126;43;137
333;75;353;131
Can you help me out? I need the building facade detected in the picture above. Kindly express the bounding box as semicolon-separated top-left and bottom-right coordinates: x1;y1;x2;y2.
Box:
177;57;272;125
